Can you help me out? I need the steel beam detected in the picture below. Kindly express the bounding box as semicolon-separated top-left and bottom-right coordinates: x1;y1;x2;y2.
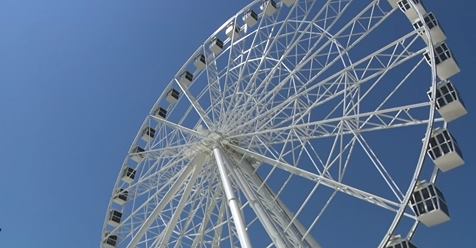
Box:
213;147;253;248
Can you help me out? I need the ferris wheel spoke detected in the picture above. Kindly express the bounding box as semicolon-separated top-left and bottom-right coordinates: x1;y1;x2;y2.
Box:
171;185;209;248
243;71;347;134
216;3;289;124
229;30;423;135
292;129;331;178
254;130;406;224
131;143;200;161
289;0;396;90
150;132;198;155
245;62;414;140
262;116;444;147
325;40;421;117
224;0;342;121
256;141;417;221
228;0;394;127
335;0;396;48
317;123;356;181
223;28;294;109
250;128;352;193
209;199;227;248
220;40;244;125
228;143;410;214
219;7;285;127
353;131;405;201
189;184;223;248
228;161;292;247
301;133;358;236
174;177;218;248
146;95;207;152
203;46;223;125
310;0;394;63
225;0;353;125
231;102;432;144
154;160;206;247
258;54;424;142
304;31;422;105
217;206;238;247
176;79;214;129
106;161;188;242
228;152;322;248
150;115;206;139
127;154;209;248
229;155;301;247
123;153;190;197
264;69;354;132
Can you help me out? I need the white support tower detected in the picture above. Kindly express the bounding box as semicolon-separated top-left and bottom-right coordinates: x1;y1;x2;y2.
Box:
213;147;253;248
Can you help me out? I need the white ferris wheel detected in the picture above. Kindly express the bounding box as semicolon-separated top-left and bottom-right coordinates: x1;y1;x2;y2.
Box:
101;0;468;247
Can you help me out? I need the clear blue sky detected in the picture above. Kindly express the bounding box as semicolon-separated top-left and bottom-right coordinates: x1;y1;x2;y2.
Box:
0;0;474;247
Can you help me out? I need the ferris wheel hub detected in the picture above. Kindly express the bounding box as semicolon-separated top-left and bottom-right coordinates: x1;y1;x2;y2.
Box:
188;129;232;155
207;131;223;141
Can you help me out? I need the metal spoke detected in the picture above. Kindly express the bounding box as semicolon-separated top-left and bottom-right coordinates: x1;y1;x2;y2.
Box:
176;78;214;129
231;102;434;141
127;154;209;247
229;151;322;248
150;115;206;138
155;160;205;247
228;143;411;215
228;31;423;134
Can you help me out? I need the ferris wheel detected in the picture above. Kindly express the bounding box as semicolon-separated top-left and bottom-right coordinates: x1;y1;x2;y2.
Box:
101;0;468;247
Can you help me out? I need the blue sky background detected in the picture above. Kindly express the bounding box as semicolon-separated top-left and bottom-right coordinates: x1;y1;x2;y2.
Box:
0;0;474;247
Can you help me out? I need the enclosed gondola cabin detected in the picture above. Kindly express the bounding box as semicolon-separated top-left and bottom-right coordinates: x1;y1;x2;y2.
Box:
154;106;167;119
141;126;156;142
282;0;296;7
386;235;417;248
261;0;278;16
113;188;128;206
428;81;467;122
397;0;427;22
108;210;123;227
166;88;180;104
209;37;224;55
179;71;194;87
103;234;118;248
225;22;241;40
410;181;450;227
194;54;207;70
413;12;446;45
243;9;258;28
427;128;464;172
423;42;460;80
121;167;136;184
131;146;146;163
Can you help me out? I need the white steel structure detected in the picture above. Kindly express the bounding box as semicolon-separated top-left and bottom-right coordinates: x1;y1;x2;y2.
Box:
101;0;467;247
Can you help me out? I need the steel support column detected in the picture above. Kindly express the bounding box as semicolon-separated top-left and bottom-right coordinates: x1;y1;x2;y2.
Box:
235;155;322;248
213;147;253;248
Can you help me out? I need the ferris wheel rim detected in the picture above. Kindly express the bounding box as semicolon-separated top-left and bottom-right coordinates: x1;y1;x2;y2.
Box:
381;0;440;245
